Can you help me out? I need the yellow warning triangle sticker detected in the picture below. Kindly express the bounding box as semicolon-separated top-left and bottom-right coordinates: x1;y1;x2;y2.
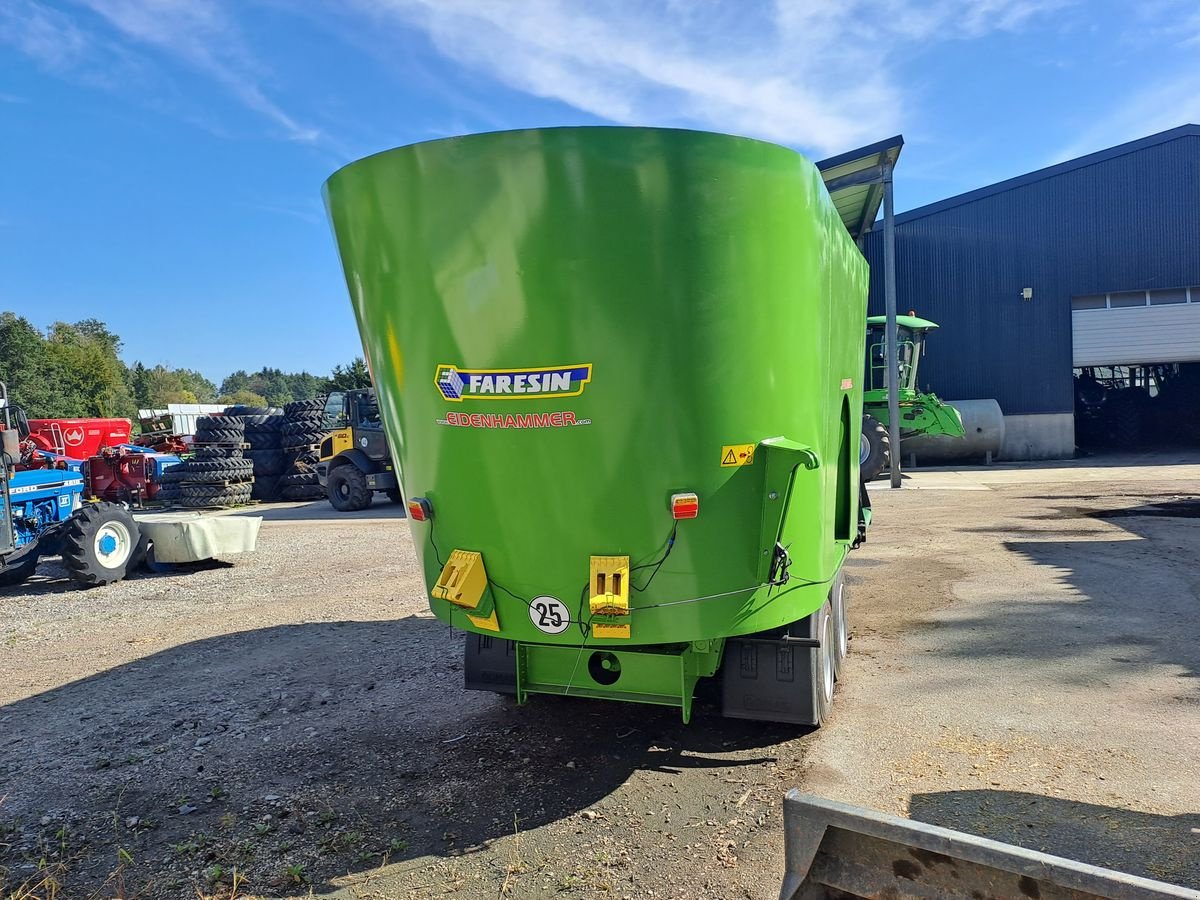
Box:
722;448;738;465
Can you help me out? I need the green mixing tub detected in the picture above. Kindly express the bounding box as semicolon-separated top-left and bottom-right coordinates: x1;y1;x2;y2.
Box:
324;127;869;724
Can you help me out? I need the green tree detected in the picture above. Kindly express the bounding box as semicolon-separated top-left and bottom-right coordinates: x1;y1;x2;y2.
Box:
0;313;63;416
218;389;269;407
218;367;324;405
44;320;136;418
326;357;372;391
129;361;152;409
144;365;217;406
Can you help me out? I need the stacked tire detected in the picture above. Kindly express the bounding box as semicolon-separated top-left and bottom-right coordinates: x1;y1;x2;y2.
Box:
177;415;253;507
225;406;287;501
157;463;185;505
280;398;328;501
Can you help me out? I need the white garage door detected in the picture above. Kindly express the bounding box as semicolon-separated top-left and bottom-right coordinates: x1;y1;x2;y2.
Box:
1072;287;1200;367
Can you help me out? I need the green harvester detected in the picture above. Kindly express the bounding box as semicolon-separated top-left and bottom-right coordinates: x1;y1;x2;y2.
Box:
324;127;872;725
859;314;964;480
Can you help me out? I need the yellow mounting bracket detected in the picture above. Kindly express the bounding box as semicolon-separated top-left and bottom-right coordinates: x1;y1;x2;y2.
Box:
589;555;630;616
432;549;499;633
589;555;631;639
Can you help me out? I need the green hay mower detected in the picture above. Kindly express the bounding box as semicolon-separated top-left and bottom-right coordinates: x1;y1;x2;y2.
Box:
860;314;964;480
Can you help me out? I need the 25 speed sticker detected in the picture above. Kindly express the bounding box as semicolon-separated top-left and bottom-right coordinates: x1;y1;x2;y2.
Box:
528;596;571;634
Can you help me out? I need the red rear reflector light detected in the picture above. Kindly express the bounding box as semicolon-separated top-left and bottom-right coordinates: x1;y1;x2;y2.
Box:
670;492;699;519
408;497;432;521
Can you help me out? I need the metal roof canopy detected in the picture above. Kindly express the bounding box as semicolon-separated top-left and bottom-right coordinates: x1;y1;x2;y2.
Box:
816;135;904;241
817;134;906;488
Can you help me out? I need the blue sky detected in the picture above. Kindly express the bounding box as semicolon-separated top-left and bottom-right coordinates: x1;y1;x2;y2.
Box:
2;0;1199;385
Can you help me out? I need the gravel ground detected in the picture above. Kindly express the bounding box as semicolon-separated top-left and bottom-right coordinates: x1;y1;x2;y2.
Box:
1;459;1198;898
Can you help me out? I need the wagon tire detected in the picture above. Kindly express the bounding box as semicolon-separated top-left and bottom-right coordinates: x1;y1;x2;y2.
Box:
830;571;848;681
807;601;836;726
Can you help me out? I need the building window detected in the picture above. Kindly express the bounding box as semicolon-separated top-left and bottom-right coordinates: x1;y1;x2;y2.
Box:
1109;291;1148;308
1149;288;1187;305
1072;286;1200;310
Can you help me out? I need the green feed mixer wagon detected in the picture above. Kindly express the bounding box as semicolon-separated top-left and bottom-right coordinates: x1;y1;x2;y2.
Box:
860;314;964;481
324;127;870;726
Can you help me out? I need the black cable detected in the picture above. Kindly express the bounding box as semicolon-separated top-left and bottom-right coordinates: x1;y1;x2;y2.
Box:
577;581;590;636
632;522;678;593
426;517;446;569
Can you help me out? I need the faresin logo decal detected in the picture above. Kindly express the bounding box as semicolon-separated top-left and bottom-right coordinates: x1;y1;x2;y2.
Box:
435;364;592;402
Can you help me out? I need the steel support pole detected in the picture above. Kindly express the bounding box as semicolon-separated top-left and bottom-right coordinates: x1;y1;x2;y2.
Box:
882;162;902;489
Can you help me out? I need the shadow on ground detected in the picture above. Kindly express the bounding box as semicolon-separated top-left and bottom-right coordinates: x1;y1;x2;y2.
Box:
908;450;1200;474
0;616;796;898
909;790;1200;888
913;497;1200;682
230;501;406;524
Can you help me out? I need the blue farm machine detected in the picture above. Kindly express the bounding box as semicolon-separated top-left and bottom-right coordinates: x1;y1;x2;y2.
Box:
0;383;149;588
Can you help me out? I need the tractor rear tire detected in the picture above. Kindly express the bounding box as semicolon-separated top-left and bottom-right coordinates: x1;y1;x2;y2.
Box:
0;552;39;588
247;450;285;476
328;465;372;511
285;398;325;418
282;419;327;437
192;446;241;461
223;407;272;418
860;415;891;482
159;466;186;484
194;428;245;446
181;458;253;480
251;475;282;502
60;502;141;587
196;416;244;435
181;483;252;507
245;430;283;451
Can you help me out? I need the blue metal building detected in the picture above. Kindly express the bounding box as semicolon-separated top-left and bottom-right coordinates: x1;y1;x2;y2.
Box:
858;124;1200;459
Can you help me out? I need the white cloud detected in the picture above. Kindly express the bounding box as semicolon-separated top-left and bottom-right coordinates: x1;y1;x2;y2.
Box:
0;0;92;72
1049;72;1200;164
350;0;1065;156
76;0;320;142
1;0;319;143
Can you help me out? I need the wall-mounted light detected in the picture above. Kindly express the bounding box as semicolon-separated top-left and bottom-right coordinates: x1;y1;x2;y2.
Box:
1021;287;1034;301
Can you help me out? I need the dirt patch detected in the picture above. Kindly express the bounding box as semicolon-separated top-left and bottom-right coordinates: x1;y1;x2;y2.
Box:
0;505;815;899
5;468;1200;898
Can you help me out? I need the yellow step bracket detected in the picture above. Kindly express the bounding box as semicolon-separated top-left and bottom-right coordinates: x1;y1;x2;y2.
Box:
589;555;630;616
591;620;631;640
433;549;489;611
